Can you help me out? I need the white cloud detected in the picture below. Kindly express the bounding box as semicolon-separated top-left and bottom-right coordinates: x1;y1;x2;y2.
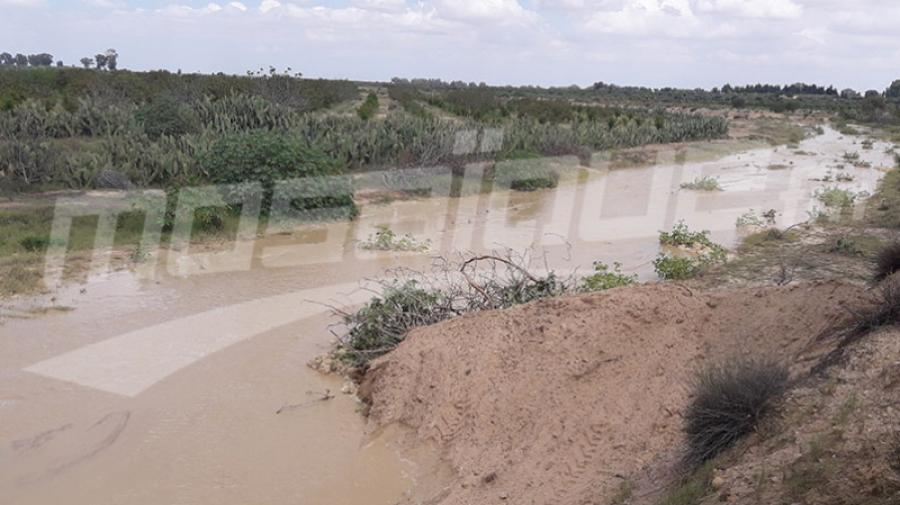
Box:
434;0;537;24
0;0;43;6
158;2;225;17
227;2;247;12
259;0;281;14
350;0;408;13
798;27;826;45
83;0;127;8
696;0;801;19
584;0;702;37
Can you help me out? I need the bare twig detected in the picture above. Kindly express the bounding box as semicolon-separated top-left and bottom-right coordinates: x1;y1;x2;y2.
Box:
276;390;334;414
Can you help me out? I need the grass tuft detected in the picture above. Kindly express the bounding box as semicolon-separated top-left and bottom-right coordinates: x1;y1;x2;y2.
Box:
683;358;789;466
874;242;900;282
680;176;722;191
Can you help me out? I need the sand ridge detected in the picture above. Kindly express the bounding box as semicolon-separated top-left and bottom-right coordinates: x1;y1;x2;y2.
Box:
361;280;864;504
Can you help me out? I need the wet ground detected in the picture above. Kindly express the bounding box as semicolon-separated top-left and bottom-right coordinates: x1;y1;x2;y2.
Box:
0;125;894;504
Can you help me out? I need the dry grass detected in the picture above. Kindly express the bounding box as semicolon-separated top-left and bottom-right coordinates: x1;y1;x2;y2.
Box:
874;242;900;282
683;359;789;466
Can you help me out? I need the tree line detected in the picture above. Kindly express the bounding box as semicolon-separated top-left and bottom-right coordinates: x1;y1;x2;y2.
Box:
0;49;119;70
0;52;58;67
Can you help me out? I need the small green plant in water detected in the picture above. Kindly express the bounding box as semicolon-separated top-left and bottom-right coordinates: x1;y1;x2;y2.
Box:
815;187;858;208
736;211;763;227
835;172;855;182
659;221;725;254
581;261;637;291
361;225;430;252
653;254;702;280
680;176;722;191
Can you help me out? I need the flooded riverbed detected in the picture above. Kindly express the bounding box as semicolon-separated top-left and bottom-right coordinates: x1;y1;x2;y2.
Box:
0;125;894;504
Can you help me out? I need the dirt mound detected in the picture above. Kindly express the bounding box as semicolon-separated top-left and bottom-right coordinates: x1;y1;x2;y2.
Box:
360;281;865;505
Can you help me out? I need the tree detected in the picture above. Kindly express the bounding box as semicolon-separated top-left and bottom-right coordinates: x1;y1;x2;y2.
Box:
886;80;900;99
26;53;53;66
56;60;63;67
95;53;108;70
80;57;94;69
14;53;27;66
105;48;118;70
0;52;12;65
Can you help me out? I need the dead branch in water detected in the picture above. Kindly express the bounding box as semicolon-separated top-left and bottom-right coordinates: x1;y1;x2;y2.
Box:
276;390;334;414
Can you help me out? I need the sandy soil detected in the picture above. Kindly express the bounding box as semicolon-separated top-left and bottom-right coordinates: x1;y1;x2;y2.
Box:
360;281;865;505
705;324;900;505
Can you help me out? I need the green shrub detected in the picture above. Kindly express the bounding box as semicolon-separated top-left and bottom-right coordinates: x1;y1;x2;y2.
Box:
653;254;701;280
435;88;505;121
162;187;229;233
815;187;858;208
683;359;789;466
357;92;379;121
136;95;199;138
360;225;430;252
202;131;355;218
659;221;727;261
581;261;636;291
19;235;49;252
341;281;455;365
680;176;722;191
494;159;559;191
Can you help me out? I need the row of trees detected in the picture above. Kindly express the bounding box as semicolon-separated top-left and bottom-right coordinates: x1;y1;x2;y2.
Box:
0;52;59;67
719;83;839;96
1;49;120;71
78;49;119;71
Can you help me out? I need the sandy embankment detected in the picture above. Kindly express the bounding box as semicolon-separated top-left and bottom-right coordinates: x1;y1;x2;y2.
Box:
360;281;863;504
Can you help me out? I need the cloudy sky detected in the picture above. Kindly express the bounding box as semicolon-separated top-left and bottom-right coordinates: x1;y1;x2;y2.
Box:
1;0;898;91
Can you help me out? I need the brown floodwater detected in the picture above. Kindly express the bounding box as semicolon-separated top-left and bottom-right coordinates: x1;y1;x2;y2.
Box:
0;125;894;504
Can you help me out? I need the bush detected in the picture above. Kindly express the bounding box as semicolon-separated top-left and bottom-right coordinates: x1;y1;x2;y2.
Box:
436;88;505;121
653;254;701;280
683;359;789;466
581;261;636;291
202;131;356;218
493;159;559;192
844;275;900;338
660;221;719;249
357;92;379;120
160;186;229;233
136;94;199;138
874;242;900;282
815;187;858;208
360;225;430;252
19;235;49;252
680;176;722;191
340;281;456;365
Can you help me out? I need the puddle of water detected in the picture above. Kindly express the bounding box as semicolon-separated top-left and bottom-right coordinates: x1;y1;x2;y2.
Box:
1;312;444;505
0;125;892;504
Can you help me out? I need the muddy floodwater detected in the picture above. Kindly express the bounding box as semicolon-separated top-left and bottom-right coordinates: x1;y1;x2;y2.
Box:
0;126;894;504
